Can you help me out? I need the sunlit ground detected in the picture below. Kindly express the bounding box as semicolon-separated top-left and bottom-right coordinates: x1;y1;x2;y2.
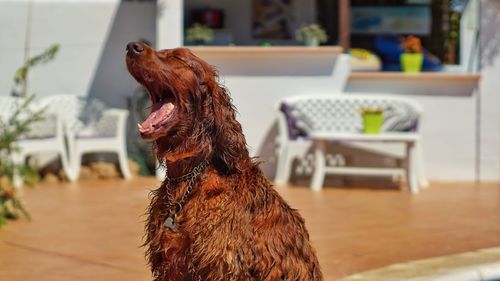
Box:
1;178;499;281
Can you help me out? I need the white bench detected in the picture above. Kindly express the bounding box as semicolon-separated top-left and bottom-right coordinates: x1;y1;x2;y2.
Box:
275;94;428;193
0;95;131;182
0;96;72;185
38;95;131;181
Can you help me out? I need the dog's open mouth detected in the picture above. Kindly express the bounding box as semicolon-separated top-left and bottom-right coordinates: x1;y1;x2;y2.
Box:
138;90;176;140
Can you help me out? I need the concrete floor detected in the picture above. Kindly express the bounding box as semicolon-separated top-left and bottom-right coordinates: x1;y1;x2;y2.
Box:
1;178;499;280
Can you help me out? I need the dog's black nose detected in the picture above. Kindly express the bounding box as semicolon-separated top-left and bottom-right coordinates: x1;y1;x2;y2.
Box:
127;42;144;54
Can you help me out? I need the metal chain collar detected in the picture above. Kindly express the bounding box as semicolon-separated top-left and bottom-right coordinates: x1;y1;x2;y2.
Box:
164;159;209;216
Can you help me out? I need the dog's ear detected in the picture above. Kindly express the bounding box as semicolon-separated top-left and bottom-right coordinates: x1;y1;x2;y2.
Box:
210;84;249;174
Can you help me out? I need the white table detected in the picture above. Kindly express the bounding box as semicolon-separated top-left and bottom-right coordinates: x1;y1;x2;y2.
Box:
309;132;427;193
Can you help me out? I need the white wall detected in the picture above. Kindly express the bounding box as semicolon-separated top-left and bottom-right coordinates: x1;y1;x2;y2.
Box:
157;0;183;49
417;95;477;181
479;57;500;181
0;1;28;97
87;1;157;108
0;0;118;98
0;0;156;109
478;0;500;181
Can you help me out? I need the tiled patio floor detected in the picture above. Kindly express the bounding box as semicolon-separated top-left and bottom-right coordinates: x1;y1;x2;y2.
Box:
340;247;500;281
0;178;499;280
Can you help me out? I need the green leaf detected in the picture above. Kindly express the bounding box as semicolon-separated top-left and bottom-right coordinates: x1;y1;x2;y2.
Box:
1;44;58;226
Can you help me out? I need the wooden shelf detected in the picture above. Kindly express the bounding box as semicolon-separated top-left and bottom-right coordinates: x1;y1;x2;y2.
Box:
350;72;481;81
187;46;343;76
188;46;343;54
347;72;481;96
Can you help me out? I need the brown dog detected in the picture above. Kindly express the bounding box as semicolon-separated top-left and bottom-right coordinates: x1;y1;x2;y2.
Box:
126;42;323;281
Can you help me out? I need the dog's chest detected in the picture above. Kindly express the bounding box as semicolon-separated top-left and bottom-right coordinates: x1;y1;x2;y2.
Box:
159;189;229;243
154;190;242;277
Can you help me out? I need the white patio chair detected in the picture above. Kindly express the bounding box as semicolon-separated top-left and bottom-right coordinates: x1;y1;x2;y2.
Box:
0;96;72;184
38;95;131;181
274;54;351;185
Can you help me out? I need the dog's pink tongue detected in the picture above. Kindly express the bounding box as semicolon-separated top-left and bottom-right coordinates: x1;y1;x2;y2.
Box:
138;102;175;134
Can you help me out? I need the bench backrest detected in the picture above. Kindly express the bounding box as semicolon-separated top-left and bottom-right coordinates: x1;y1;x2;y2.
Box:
37;95;116;137
0;96;60;139
280;95;421;139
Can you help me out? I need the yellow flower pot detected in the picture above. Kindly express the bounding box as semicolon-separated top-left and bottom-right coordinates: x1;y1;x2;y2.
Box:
363;112;384;134
400;53;423;73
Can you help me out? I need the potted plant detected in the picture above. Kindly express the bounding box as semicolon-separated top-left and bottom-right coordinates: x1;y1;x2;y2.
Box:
0;96;45;226
1;44;58;227
400;35;424;73
295;24;328;47
360;107;384;134
186;23;214;45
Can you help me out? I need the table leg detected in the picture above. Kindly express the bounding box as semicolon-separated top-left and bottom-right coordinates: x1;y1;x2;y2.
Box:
405;141;419;194
311;140;326;191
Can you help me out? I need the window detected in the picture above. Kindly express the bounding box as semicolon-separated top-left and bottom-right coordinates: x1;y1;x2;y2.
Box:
317;0;470;65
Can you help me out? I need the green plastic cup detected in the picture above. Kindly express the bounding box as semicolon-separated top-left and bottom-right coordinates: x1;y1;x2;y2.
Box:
400;53;423;73
363;112;384;134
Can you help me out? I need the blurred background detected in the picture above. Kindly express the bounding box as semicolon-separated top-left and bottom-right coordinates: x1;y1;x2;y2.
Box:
0;0;499;280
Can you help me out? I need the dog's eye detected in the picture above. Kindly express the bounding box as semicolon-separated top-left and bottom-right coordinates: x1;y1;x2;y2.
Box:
170;55;191;68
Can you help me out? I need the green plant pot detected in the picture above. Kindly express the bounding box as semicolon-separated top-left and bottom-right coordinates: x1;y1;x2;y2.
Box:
363;112;384;134
400;53;423;73
304;38;319;47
